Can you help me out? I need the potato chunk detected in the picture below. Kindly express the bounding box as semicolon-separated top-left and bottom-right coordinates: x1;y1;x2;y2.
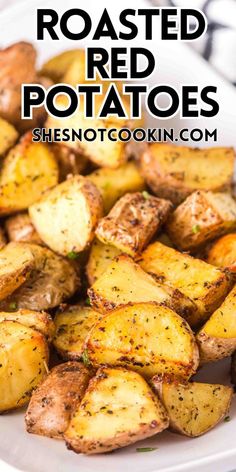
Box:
65;367;169;454
0;309;54;342
25;362;91;439
0;117;18;157
96;192;172;256
139;144;234;205
86;303;198;379
29;176;103;256
0;242;34;301
52;144;88;181
207;234;236;274
88;254;197;320
0;132;58;215
40;49;86;82
166;191;236;252
0;243;80;311
196;285;236;362
152;377;232;437
53;305;101;360
0;320;49;412
5;213;42;245
139;241;231;326
89;162;145;214
86;239;121;285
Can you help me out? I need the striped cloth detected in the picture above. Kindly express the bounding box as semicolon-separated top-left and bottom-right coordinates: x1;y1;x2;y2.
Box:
152;0;236;86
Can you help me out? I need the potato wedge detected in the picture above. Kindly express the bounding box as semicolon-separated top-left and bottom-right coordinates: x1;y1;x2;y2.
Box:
139;144;234;205
152;377;232;437
65;367;169;454
0;309;54;342
196;285;236;362
86;239;121;285
139;241;231;326
0;242;34;301
0;117;18;157
29;175;103;256
53;305;101;360
166;191;236;252
25;362;91;439
96;193;172;256
0;42;46;132
206;234;236;274
0;320;49;412
5;213;42;245
0;243;80;311
86;303;199;379
88;254;197;320
0;132;58;215
89;162;145;214
52;144;88;181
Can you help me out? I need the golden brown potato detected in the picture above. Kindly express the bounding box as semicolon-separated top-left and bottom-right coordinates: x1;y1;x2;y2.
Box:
0;243;80;311
0;132;59;215
25;362;91;439
0;117;18;157
88;162;146;214
64;367;169;454
46;95;141;169
0;42;46;132
166;191;236;252
86;303;199;379
51;144;88;181
152;377;232;437
0;320;49;412
0;228;6;250
96;192;172;256
139;241;231;327
40;49;86;82
139;144;235;205
29;176;103;256
88;254;197;320
5;213;42;245
86;239;121;285
0;309;54;342
196;285;236;362
206;234;236;274
0;242;34;301
53;305;101;360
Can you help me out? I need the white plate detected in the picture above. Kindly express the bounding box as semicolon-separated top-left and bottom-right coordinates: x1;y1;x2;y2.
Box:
0;1;236;471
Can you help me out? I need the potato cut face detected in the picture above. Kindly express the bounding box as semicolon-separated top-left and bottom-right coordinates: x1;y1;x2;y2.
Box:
88;254;197;320
25;362;91;439
29;175;103;256
86;239;121;285
65;367;169;454
40;49;86;82
0;117;18;157
197;285;236;362
0;309;55;342
89;162;146;214
0;132;58;215
0;320;49;412
0;243;80;311
5;213;42;245
86;303;199;379
96;192;172;256
207;233;236;273
166;191;236;252
139;241;231;326
139;144;234;205
152;378;232;437
53;305;101;360
0;242;34;301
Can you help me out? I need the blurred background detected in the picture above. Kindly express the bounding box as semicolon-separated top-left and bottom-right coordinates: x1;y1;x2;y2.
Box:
0;0;235;86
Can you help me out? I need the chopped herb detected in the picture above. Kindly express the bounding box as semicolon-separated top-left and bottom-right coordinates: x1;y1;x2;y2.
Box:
142;191;150;200
224;416;230;422
9;302;17;311
136;447;157;452
192;224;200;234
67;251;79;260
85;297;91;306
81;349;91;367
